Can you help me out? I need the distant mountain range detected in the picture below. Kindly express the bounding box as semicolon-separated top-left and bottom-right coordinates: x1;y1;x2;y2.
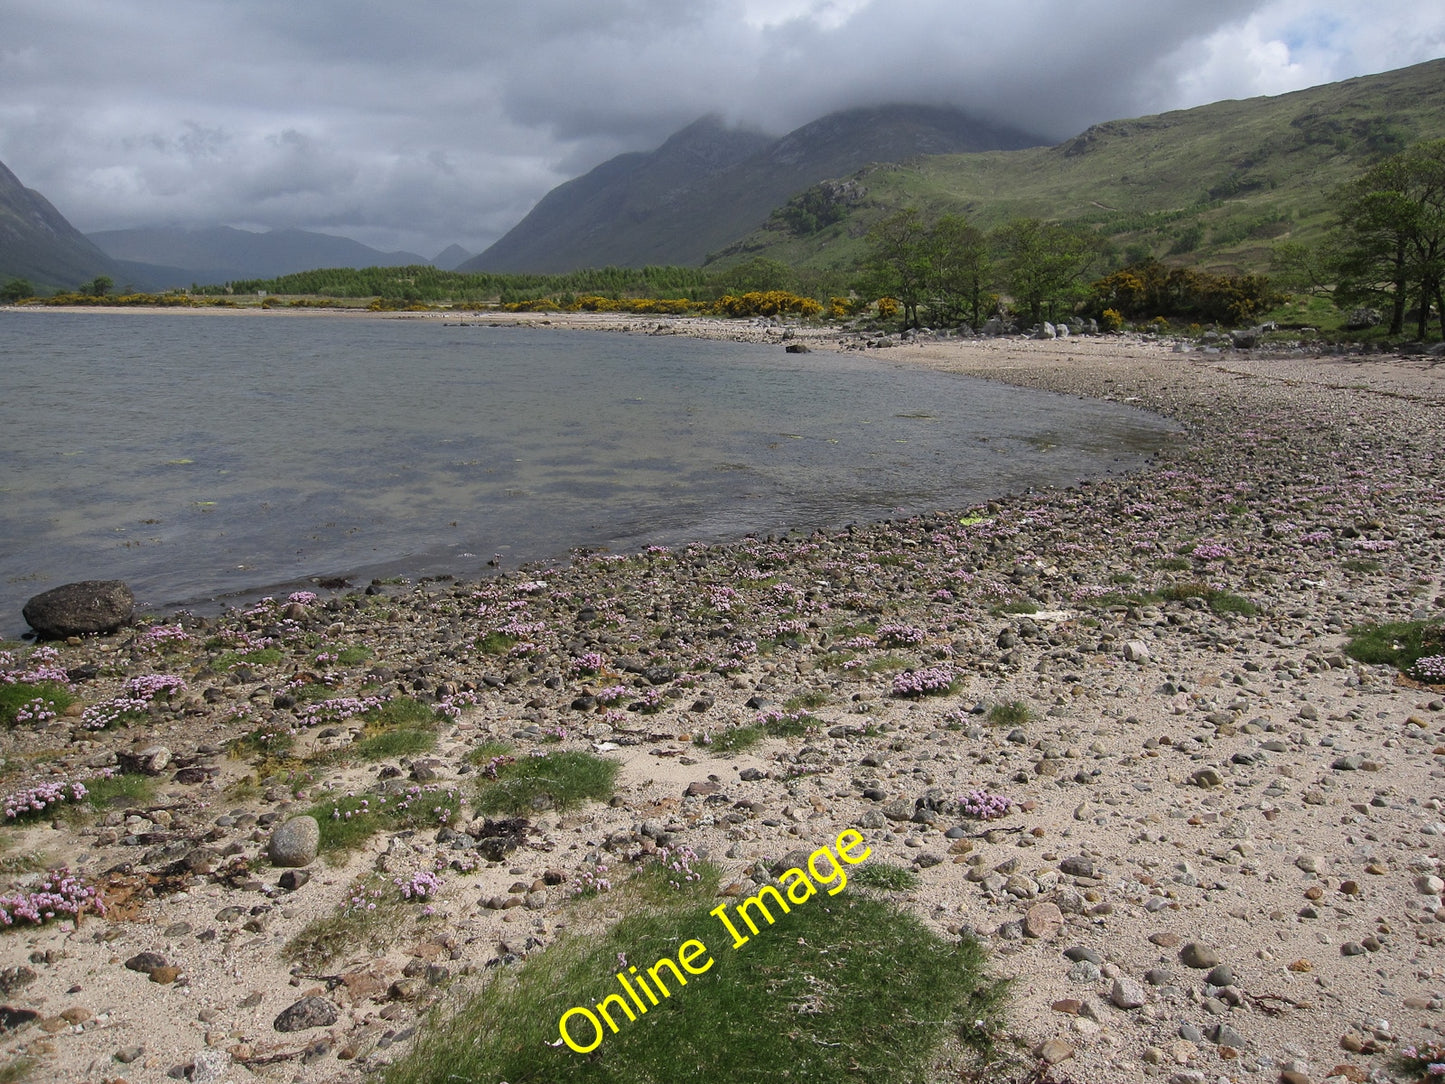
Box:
0;160;118;289
83;226;443;290
462;105;1045;273
715;57;1445;276
7;59;1445;293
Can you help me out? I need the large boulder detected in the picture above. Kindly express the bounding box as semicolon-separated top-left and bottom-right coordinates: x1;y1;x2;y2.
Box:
1344;306;1382;331
267;815;320;868
22;580;135;639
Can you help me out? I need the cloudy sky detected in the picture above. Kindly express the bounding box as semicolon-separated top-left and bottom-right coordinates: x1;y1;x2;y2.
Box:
2;1;1442;258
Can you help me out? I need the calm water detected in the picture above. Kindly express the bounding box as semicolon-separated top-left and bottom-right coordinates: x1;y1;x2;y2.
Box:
0;311;1177;630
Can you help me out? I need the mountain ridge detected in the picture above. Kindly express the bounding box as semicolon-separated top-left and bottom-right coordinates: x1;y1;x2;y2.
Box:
462;105;1045;273
0;160;118;290
86;225;432;289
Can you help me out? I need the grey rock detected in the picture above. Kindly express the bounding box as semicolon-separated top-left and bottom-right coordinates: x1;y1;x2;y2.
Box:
1060;855;1095;877
1212;1023;1248;1049
1110;976;1146;1009
881;798;915;822
273;996;338;1032
1344;306;1382;331
267;815;320;868
1123;640;1151;662
23;580;135;639
124;952;168;975
190;1048;233;1083
1178;942;1221;969
1205;964;1234;987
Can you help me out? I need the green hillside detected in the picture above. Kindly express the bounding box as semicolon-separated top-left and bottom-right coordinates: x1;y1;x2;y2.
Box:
710;58;1445;277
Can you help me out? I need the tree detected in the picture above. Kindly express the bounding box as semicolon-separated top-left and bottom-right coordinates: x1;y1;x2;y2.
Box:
993;218;1101;326
928;215;994;329
1;278;33;303
87;275;114;298
863;209;933;329
1330;140;1445;340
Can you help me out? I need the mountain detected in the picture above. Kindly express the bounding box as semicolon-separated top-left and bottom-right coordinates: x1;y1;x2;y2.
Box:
432;244;474;271
463;106;1044;273
0;159;118;290
715;58;1445;276
86;226;432;288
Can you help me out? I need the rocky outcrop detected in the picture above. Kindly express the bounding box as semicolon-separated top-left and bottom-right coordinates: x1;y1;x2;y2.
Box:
22;580;134;638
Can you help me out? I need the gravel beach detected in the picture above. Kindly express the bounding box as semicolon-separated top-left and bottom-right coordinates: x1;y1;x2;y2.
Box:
1;323;1442;1084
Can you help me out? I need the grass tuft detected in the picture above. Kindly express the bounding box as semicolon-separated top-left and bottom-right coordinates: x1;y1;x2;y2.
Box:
382;889;1005;1084
852;862;921;892
987;700;1032;727
475;751;620;815
1343;620;1444;672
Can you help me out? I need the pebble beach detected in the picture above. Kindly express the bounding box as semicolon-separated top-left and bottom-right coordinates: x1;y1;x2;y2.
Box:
1;322;1443;1084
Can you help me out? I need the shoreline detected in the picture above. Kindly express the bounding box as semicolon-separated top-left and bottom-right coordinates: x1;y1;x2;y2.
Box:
1;327;1444;1083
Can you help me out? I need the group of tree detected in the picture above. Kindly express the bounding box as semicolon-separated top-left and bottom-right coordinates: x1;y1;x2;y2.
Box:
1279;138;1445;340
860;210;1283;331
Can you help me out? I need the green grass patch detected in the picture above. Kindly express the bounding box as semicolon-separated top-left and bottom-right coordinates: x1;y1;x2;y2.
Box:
307;785;463;856
0;682;75;727
782;690;828;712
987;701;1032;727
75;773;156;814
993;600;1039;615
350;728;436;760
1154;556;1192;571
1343;620;1445;672
466;741;515;766
1341;557;1382;574
1160;582;1259;616
478;631;518;655
475;751;620;815
851;862;921;892
337;645;373;666
382;887;1004;1084
211;647;284;670
704;725;764;755
283;872;408;969
329;696;443;762
228;719;297;759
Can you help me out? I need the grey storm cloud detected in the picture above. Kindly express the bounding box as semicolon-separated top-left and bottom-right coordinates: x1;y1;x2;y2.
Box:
0;0;1441;256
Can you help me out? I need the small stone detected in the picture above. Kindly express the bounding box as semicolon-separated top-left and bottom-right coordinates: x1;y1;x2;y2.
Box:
1059;855;1095;877
267;816;321;868
273;996;338;1032
1179;942;1221;969
114;1046;144;1063
1035;1038;1075;1064
1149;931;1181;948
149;966;182;984
1212;1023;1247;1049
1024;902;1064;939
1110;977;1146;1009
124;952;168;975
1340;942;1366;956
1189;768;1224;788
1279;1071;1311;1084
190;1048;232;1084
278;869;310;891
1124;641;1151;662
1205;963;1235;986
1051;999;1082;1015
1295;854;1323;874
